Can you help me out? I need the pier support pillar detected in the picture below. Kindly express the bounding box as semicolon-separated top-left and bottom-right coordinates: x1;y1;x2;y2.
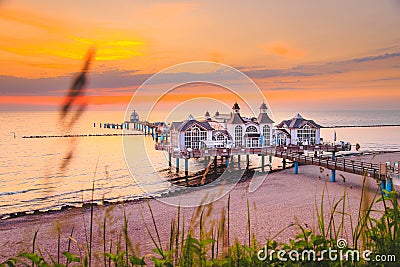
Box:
283;159;286;169
214;157;217;170
381;180;387;192
204;156;210;167
225;156;229;167
185;159;189;177
175;158;180;173
261;155;265;173
168;153;172;168
386;178;393;192
246;154;250;168
155;133;159;143
151;128;154;139
330;169;336;182
238;155;241;169
294;161;299;174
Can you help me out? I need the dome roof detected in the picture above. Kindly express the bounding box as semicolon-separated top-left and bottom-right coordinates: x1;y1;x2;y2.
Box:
130;110;139;122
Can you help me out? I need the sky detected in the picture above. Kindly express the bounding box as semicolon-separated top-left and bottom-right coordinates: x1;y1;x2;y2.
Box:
0;0;400;112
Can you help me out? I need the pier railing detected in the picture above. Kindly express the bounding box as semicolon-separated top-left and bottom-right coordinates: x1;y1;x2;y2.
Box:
155;143;350;157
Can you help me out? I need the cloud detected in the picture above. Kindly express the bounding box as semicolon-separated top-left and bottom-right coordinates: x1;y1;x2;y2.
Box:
352;52;400;63
266;87;303;91
2;51;399;97
261;42;306;58
373;76;400;81
0;8;144;61
241;51;400;79
140;2;198;20
0;70;150;96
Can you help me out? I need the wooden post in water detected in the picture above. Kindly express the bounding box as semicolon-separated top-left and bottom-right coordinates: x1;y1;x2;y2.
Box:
282;158;286;169
246;154;250;168
168;153;172;168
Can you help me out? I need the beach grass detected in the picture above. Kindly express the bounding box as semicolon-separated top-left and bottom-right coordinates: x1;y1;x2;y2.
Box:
0;175;399;266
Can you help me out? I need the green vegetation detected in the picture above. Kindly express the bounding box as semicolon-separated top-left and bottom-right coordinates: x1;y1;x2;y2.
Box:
0;177;398;266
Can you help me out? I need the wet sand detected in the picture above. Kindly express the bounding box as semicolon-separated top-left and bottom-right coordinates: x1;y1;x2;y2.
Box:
0;152;398;263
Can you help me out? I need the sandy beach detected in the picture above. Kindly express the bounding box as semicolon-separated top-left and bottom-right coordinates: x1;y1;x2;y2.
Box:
0;152;398;263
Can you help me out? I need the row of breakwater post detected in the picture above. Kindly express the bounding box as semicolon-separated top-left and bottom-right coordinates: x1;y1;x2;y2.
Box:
96;120;170;144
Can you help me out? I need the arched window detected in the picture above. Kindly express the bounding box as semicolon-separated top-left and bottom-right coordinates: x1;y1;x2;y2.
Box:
184;126;207;149
246;126;257;132
234;126;243;147
262;125;271;146
216;134;226;141
297;125;316;145
213;133;227;147
277;133;287;146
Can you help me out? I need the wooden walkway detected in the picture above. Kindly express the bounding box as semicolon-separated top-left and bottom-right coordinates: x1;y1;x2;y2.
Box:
287;153;381;179
155;143;389;180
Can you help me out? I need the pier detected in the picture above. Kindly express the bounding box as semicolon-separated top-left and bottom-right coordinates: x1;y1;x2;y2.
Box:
98;105;398;193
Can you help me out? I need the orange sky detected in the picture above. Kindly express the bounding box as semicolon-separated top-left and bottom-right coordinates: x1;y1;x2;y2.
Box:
0;0;399;111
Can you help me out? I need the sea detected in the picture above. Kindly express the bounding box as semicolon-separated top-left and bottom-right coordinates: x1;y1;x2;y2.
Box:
0;110;399;217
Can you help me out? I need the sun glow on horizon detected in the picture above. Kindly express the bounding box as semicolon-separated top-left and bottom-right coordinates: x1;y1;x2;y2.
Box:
0;0;399;111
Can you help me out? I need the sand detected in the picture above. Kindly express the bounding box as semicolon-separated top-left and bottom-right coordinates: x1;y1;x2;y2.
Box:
0;152;398;264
